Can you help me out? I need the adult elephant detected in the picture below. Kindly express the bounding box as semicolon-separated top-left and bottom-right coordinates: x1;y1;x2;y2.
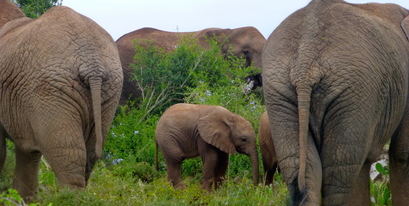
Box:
155;103;259;191
116;27;265;105
262;0;409;205
0;1;123;201
258;111;278;186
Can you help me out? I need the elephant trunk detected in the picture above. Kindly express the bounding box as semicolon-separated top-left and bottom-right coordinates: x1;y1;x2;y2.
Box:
249;149;259;186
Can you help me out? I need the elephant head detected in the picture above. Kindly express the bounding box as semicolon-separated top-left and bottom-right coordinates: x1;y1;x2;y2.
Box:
198;107;260;185
0;3;122;201
155;103;259;191
262;0;409;205
116;27;265;106
196;27;265;69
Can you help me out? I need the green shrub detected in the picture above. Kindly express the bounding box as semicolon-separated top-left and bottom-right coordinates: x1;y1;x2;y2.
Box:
111;159;159;183
0;188;26;206
371;163;391;206
0;140;15;191
104;36;264;179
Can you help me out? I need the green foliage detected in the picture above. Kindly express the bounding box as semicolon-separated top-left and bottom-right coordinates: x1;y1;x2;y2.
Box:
104;108;158;165
371;163;391;206
106;36;263;178
128;37;253;120
13;0;62;18
111;160;159;183
0;189;25;206
375;163;389;175
38;157;57;188
33;161;288;205
0;140;15;191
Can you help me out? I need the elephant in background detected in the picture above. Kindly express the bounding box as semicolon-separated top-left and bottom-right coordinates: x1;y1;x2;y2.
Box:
116;26;266;105
262;0;409;205
258;111;278;186
0;1;123;201
155;103;259;191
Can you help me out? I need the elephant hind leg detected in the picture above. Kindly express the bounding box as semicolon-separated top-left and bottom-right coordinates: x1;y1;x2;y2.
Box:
389;152;409;206
264;163;277;186
165;158;185;190
348;162;371;205
389;126;409;206
12;147;42;202
41;146;87;189
34;119;88;189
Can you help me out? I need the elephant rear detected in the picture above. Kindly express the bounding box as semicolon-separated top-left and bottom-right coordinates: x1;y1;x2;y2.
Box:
0;4;123;201
263;0;409;205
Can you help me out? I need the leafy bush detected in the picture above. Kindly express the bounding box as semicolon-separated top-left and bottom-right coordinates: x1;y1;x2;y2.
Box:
103;109;158;166
0;188;28;206
104;36;264;178
128;36;255;118
371;163;391;206
0;140;15;191
14;0;63;18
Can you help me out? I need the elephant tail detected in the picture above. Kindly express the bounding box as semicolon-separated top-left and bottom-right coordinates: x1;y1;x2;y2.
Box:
296;84;312;194
155;140;159;171
89;77;103;159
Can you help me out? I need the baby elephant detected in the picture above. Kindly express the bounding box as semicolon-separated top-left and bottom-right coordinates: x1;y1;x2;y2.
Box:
258;111;278;186
155;103;259;191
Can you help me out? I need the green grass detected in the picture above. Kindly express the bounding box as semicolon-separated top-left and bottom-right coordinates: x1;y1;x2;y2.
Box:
0;155;289;205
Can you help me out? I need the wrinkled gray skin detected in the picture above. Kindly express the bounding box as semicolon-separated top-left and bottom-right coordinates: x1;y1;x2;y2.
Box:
116;27;265;105
258;111;278;186
155;103;259;192
262;0;409;205
0;1;123;201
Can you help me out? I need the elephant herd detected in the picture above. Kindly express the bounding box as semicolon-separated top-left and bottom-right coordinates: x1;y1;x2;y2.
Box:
1;0;409;205
116;26;266;105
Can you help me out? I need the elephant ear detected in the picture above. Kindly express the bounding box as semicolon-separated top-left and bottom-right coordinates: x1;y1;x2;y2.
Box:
402;16;409;41
198;110;237;154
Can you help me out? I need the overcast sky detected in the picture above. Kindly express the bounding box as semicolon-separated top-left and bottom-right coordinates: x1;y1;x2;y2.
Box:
61;0;409;41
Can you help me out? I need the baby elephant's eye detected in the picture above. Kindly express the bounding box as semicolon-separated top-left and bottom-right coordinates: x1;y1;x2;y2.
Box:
241;137;247;142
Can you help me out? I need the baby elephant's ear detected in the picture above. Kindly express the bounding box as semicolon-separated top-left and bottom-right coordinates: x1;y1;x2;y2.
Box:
402;16;409;41
198;114;237;154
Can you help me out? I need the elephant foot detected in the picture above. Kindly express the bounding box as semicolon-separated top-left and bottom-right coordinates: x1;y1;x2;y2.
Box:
56;173;86;190
173;182;186;190
22;194;35;203
201;182;214;192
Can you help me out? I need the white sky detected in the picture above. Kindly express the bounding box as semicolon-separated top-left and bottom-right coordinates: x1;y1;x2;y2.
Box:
61;0;409;41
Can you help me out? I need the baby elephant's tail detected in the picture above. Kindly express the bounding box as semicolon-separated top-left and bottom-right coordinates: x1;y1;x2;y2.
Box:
155;140;159;171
